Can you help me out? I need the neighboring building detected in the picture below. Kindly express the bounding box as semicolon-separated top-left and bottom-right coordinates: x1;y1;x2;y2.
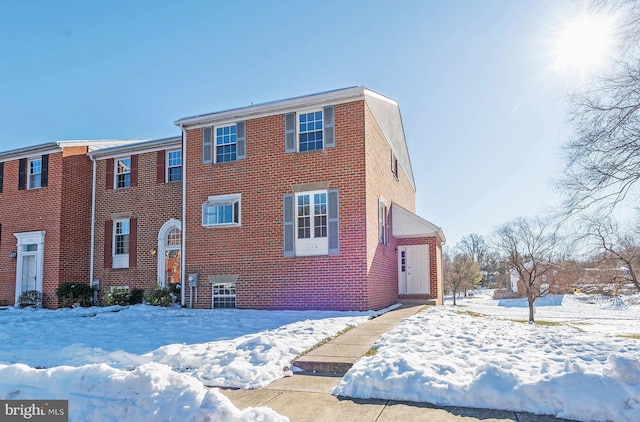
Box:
174;86;445;311
0;87;446;311
89;137;183;299
0;140;140;307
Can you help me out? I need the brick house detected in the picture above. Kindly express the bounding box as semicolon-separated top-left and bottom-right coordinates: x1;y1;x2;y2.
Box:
89;137;183;298
0;87;445;311
0;141;138;307
174;87;445;310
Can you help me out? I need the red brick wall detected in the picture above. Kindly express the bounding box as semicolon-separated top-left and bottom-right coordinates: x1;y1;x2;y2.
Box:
184;101;372;310
93;149;182;295
59;147;93;291
0;152;65;307
364;103;417;310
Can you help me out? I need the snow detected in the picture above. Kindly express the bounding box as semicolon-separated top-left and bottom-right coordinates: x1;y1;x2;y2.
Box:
2;293;640;421
333;291;640;422
0;305;374;421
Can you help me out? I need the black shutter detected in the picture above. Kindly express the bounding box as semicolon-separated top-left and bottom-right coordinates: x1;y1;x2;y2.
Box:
18;158;26;190
41;154;48;187
0;162;4;193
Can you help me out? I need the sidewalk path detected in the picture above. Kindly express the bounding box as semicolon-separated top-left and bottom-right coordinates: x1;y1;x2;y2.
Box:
221;304;575;422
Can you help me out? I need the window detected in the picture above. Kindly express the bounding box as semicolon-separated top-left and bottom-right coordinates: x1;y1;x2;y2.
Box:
299;111;323;152
284;189;339;257
391;150;398;179
115;158;131;189
167;150;182;182
213;283;236;309
202;194;241;227
379;199;389;245
28;158;42;189
113;219;130;268
203;122;246;164
216;124;237;163
284;106;334;153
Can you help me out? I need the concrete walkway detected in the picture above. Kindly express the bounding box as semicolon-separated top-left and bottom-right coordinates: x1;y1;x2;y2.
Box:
221;304;575;422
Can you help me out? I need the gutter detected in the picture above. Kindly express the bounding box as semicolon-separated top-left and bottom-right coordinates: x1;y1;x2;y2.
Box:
89;155;97;289
180;127;187;307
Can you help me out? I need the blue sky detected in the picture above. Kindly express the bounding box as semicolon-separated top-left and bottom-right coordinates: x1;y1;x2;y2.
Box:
0;0;584;246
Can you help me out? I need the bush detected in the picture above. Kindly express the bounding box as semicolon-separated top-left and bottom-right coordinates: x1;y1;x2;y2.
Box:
18;290;43;308
56;282;94;308
144;286;173;307
103;288;131;306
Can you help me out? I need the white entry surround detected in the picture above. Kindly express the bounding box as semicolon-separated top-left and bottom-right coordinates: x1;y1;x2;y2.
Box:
14;231;46;306
397;245;430;295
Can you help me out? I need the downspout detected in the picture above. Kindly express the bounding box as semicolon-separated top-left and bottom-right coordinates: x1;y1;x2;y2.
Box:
180;126;187;307
89;155;97;290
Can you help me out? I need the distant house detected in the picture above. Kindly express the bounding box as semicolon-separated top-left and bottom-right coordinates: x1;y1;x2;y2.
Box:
0;87;445;311
0;141;140;307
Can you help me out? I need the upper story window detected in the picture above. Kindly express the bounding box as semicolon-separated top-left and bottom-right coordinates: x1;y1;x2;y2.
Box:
115;157;131;189
299;111;324;152
216;125;237;163
203;122;246;164
28;158;42;189
167;150;182;182
202;194;241;227
391;150;399;179
285;106;334;153
378;199;389;245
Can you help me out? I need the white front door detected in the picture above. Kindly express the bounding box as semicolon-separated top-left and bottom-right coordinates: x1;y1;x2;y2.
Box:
20;253;37;293
398;245;430;295
14;231;46;306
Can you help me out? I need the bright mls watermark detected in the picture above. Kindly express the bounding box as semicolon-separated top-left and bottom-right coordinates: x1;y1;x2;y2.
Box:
0;400;67;421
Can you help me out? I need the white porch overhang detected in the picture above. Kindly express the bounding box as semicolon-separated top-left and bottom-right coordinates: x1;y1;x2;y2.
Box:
391;203;446;243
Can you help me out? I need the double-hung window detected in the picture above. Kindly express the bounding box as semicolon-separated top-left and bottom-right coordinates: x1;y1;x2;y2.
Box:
203;121;246;164
202;194;241;227
28;158;42;189
115;157;131;189
113;219;130;268
284;106;335;153
167;150;182;182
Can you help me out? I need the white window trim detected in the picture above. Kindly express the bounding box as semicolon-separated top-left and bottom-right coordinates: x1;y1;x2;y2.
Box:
115;156;131;189
295;190;328;256
27;157;42;190
202;193;241;228
297;108;324;153
214;123;238;164
166;150;182;183
112;218;130;269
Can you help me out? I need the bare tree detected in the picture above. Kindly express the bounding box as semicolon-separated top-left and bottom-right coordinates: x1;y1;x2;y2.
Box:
493;217;560;322
457;233;487;264
580;214;640;292
445;253;481;306
559;1;640;214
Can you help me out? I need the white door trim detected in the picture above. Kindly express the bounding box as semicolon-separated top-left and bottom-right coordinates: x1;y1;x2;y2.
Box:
398;244;430;295
157;219;182;287
14;231;46;306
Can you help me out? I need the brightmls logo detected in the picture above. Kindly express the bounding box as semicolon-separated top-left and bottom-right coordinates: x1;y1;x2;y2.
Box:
0;400;67;421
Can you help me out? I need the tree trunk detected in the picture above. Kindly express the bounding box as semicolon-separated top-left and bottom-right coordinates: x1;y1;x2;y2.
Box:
452;289;457;305
528;295;535;323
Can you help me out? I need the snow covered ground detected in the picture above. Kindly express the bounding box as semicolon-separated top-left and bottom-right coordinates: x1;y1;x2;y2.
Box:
333;291;640;422
0;305;374;421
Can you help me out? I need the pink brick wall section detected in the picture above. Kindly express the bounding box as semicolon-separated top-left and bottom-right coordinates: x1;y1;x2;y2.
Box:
93;150;182;295
184;101;372;310
0;148;94;308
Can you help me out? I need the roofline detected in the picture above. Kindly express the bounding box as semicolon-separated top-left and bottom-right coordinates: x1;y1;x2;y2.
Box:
89;136;182;159
391;202;446;244
174;86;396;128
0;140;143;162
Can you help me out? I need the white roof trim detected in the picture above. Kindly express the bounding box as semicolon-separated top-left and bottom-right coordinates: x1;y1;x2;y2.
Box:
89;137;181;160
175;86;373;129
391;203;446;243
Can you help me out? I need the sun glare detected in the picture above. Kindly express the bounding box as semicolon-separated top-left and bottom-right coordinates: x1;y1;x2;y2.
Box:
553;12;615;76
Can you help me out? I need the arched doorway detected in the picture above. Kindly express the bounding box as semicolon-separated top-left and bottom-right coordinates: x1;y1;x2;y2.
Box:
157;219;181;287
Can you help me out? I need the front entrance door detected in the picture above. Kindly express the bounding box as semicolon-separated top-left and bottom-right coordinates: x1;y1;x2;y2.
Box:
14;231;46;306
20;253;37;293
157;219;182;287
398;245;430;295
